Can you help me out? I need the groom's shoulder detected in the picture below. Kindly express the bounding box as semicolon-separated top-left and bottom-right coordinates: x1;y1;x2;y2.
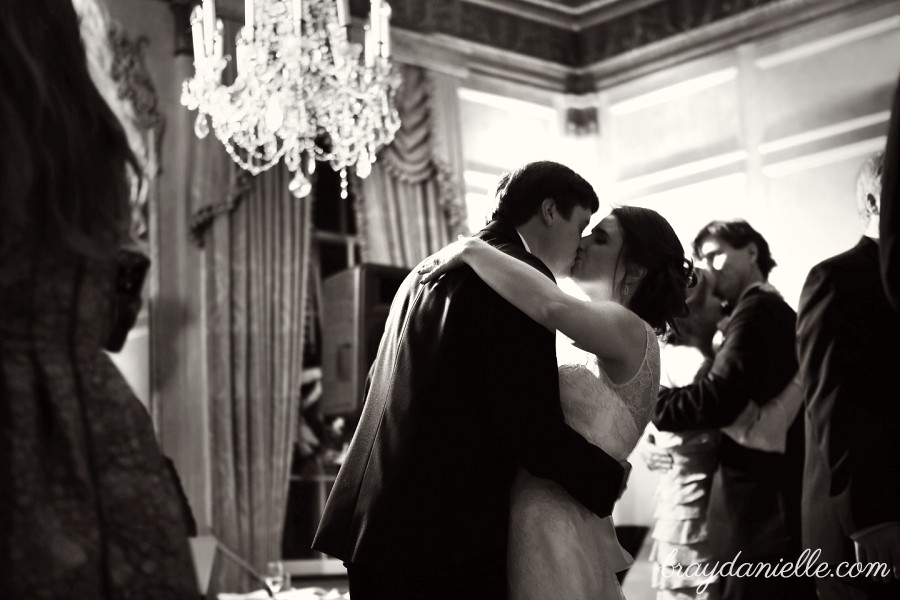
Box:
476;221;554;279
475;220;517;251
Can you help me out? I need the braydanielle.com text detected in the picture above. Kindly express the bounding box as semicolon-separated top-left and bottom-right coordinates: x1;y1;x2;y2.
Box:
657;548;892;593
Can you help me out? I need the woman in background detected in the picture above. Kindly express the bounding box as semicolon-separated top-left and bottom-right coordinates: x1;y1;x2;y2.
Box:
0;1;197;598
645;268;723;600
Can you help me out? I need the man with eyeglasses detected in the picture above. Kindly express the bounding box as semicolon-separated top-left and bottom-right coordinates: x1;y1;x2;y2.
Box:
651;220;813;600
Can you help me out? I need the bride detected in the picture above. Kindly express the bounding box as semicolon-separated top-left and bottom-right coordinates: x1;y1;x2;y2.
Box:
422;205;693;599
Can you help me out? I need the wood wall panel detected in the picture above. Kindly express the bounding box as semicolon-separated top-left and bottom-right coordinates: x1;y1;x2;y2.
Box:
756;15;900;143
610;71;743;181
102;0;212;532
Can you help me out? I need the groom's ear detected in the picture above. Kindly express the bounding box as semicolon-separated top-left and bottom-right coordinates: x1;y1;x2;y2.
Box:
539;198;556;225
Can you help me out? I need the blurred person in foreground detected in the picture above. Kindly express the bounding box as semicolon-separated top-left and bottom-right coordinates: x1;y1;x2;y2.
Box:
880;74;900;311
0;1;197;598
797;151;900;599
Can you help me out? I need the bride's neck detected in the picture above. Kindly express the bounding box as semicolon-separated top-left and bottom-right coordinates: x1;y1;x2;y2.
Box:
572;279;617;304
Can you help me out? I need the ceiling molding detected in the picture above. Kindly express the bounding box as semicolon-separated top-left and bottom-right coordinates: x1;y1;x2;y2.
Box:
515;0;626;16
353;0;885;86
578;0;669;28
390;0;886;94
579;0;881;89
392;28;572;92
463;0;579;30
460;0;667;30
754;13;900;69
165;0;891;94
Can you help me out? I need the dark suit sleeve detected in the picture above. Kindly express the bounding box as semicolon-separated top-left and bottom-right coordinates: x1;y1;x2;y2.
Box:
653;295;777;431
162;456;197;537
477;288;625;519
881;75;900;312
797;264;900;533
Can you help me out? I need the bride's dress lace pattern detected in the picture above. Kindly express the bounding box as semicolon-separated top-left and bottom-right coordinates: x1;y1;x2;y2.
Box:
508;323;660;600
0;230;197;599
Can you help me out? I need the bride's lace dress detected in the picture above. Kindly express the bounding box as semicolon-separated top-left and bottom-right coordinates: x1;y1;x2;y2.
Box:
508;322;660;600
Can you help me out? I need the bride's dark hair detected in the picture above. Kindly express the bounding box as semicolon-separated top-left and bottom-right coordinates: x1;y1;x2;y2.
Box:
610;206;694;336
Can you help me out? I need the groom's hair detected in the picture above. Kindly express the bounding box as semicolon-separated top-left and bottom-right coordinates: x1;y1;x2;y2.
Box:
490;161;599;226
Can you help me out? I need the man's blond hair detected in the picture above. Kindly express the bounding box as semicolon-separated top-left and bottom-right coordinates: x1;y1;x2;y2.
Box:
856;151;884;222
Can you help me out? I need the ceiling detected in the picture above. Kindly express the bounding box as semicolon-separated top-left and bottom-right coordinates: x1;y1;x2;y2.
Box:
349;0;786;68
173;0;880;94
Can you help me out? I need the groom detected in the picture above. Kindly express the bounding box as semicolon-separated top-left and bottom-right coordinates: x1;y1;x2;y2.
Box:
313;161;628;599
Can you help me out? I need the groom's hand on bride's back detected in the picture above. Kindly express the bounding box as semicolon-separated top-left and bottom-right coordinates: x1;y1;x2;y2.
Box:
616;461;632;500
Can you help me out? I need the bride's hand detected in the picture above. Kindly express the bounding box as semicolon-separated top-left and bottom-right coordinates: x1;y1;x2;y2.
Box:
418;236;475;283
641;434;674;472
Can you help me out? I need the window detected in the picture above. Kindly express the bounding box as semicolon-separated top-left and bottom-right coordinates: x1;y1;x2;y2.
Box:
282;166;358;576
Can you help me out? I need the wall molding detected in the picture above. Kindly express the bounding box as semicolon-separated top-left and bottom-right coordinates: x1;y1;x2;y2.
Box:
608;67;738;116
759;111;891;155
755;13;900;69
616;171;748;206
615;150;748;197
762;136;886;177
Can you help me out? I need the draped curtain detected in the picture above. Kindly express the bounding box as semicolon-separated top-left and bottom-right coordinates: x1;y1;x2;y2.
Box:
193;162;312;590
188;15;313;581
201;166;311;590
358;64;468;267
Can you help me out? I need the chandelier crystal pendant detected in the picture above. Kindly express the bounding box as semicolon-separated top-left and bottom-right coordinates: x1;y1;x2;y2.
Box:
181;0;402;198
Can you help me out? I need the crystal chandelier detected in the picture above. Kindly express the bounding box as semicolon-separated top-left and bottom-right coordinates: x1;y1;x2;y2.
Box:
181;0;401;198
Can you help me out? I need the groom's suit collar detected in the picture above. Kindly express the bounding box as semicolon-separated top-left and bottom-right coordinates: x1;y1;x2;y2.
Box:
515;229;533;253
478;220;555;282
857;235;879;263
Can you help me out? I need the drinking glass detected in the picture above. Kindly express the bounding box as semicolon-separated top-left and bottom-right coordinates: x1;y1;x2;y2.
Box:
264;561;285;594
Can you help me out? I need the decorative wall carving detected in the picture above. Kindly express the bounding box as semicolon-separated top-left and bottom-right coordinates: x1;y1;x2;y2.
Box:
107;21;165;240
109;25;164;130
565;106;599;135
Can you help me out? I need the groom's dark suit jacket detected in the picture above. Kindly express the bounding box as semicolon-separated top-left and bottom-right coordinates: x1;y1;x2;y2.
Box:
312;220;625;575
797;237;900;573
653;285;805;563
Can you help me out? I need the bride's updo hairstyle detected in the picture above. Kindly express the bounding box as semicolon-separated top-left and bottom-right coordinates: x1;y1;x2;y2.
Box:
610;206;695;336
